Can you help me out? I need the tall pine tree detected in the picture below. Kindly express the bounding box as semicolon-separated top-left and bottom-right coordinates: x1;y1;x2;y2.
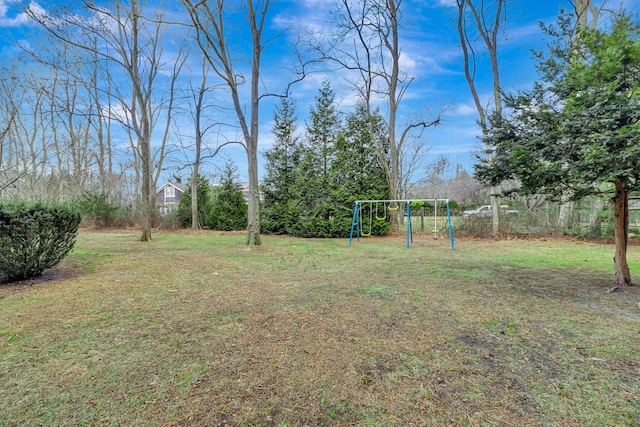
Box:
262;84;393;238
261;98;302;234
206;160;247;231
476;14;640;286
328;103;390;237
288;82;342;237
307;81;339;179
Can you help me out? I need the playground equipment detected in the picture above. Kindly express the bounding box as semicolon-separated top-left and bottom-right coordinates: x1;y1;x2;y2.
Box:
359;202;372;236
349;199;455;250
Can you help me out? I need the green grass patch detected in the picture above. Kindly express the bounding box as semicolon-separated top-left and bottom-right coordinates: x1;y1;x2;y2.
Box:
0;231;638;426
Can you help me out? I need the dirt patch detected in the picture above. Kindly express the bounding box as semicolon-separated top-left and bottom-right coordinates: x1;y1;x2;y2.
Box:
0;263;78;298
496;267;640;322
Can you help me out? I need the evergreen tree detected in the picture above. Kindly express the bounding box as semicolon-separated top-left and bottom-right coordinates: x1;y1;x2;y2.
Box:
175;174;211;228
288;82;342;237
288;145;330;237
307;81;339;179
328;103;390;237
288;97;390;238
261;98;302;234
476;14;640;286
206;161;248;231
261;83;392;238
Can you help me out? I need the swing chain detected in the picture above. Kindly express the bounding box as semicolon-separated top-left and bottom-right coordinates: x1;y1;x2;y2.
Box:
359;202;373;236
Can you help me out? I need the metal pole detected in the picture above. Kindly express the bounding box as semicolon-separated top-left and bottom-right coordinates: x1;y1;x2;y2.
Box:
433;199;438;240
406;202;411;248
349;202;359;246
351;199;453;249
446;200;455;251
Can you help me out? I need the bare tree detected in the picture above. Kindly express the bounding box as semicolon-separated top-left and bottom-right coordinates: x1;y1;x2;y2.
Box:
15;28;107;201
0;70;20;196
5;68;55;199
329;0;442;233
447;167;487;205
189;59;209;230
46;43;94;196
181;0;275;245
0;59;70;200
398;133;431;200
419;155;452;199
86;40;116;197
557;0;604;229
28;0;188;241
173;55;236;229
455;0;505;236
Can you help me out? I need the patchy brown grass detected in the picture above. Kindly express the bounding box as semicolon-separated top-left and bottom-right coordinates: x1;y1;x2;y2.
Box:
1;231;639;426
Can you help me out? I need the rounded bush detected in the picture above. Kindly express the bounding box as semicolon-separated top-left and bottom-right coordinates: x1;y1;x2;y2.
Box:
0;201;81;284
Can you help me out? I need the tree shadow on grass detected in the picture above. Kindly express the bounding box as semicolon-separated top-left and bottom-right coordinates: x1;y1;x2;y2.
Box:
0;259;85;298
494;266;640;323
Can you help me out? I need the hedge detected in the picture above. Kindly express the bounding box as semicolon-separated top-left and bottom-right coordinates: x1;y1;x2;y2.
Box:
0;201;81;283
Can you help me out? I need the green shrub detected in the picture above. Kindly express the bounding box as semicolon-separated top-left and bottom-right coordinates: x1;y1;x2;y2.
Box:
175;175;211;229
205;162;247;231
76;191;120;228
206;186;247;231
0;201;81;283
261;203;294;234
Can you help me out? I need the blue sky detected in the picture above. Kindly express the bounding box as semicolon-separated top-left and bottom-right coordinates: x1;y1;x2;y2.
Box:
1;0;639;183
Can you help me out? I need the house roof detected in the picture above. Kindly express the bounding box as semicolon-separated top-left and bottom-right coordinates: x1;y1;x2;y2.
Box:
156;182;187;193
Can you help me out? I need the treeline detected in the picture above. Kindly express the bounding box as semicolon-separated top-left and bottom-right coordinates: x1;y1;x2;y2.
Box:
166;82;391;237
173;163;248;232
0;1;444;242
260;83;390;238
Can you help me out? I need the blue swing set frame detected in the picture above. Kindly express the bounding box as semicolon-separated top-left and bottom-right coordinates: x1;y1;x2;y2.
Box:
348;199;455;250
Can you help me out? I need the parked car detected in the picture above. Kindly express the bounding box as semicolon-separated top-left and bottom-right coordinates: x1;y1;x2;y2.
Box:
462;205;520;219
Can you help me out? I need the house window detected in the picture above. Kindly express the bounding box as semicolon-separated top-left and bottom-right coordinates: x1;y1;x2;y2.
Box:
165;186;175;198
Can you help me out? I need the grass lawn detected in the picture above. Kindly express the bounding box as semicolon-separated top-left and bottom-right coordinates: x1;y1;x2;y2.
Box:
1;230;639;426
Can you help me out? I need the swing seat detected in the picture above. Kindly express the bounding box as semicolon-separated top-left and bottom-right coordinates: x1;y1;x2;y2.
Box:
359;202;374;237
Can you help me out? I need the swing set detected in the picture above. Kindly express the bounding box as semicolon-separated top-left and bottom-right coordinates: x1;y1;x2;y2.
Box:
349;199;455;250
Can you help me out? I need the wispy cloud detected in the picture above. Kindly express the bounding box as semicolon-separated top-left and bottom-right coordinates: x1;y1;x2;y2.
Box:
450;103;478;116
0;0;29;27
272;0;333;33
430;142;478;155
506;22;542;42
0;0;50;27
434;0;457;7
399;51;418;74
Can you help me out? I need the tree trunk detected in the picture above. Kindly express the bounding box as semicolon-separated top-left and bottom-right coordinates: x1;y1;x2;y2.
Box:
246;147;261;245
139;135;153;242
490;193;500;236
558;199;574;231
613;180;632;286
456;0;505;237
191;60;207;230
191;165;199;229
590;199;605;238
245;0;263;246
555;1;599;235
389;180;400;234
140;133;152;241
